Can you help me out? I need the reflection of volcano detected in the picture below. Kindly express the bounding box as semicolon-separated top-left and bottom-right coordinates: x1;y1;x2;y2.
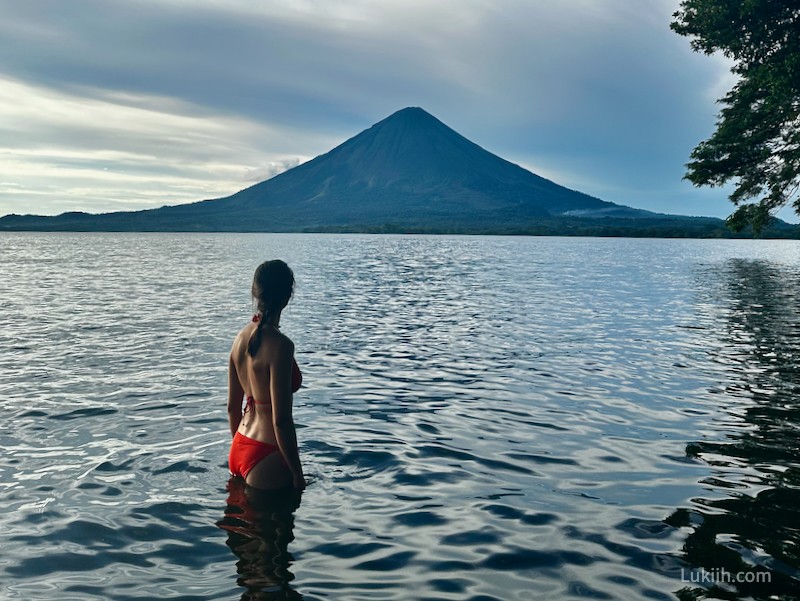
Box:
667;260;800;599
217;478;303;601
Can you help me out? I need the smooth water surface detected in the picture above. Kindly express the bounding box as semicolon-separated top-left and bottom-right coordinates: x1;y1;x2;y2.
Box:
1;233;800;600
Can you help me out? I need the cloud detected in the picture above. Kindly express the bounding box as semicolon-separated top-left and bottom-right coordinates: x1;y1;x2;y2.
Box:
0;0;744;218
0;76;332;215
243;158;305;183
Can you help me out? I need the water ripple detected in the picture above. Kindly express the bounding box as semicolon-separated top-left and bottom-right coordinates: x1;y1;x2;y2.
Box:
3;233;800;599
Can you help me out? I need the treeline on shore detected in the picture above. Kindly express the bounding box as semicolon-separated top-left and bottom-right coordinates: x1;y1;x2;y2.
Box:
2;212;798;239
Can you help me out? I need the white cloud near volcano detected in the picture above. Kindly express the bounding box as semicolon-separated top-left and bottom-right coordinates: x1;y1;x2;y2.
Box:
0;0;738;218
244;158;305;183
0;76;334;215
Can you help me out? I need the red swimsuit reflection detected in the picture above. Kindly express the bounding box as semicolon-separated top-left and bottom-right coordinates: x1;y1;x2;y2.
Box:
217;477;303;600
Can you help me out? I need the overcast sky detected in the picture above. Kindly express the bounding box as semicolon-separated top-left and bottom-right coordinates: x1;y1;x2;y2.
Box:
2;0;785;221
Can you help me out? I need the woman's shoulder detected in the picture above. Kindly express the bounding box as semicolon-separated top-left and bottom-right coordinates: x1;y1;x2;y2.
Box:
257;329;294;363
231;319;293;356
268;329;295;354
231;321;256;352
234;321;255;338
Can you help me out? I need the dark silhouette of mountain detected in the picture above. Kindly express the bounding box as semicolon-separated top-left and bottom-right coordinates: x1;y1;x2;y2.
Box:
1;107;798;237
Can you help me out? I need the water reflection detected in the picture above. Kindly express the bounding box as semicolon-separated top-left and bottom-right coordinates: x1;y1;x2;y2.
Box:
669;259;800;599
218;478;303;600
7;235;800;599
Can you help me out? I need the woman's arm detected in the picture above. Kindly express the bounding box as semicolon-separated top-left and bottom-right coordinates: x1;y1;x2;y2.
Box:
270;337;305;489
227;352;245;437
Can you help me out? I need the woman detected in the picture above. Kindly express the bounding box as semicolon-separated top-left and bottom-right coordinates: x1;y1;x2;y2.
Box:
228;260;305;490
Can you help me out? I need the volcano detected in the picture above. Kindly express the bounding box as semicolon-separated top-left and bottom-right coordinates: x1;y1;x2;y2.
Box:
217;105;637;229
1;107;789;236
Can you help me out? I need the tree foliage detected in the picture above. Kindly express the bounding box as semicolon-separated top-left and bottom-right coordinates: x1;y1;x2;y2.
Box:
671;0;800;233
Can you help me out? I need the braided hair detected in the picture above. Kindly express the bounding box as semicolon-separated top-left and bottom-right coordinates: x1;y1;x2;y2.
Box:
247;260;295;357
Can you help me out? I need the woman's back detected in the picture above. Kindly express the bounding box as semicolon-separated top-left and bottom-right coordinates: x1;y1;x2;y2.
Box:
227;259;304;491
231;321;288;443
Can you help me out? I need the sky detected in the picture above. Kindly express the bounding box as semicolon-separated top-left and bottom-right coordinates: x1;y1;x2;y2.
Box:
1;0;791;222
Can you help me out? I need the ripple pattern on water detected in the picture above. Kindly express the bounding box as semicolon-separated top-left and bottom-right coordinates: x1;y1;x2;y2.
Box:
2;233;800;600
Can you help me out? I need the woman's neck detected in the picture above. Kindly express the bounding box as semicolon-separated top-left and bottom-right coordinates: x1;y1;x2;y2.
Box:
261;310;281;330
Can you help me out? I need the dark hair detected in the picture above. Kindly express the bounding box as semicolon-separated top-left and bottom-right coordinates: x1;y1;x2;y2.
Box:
247;260;294;357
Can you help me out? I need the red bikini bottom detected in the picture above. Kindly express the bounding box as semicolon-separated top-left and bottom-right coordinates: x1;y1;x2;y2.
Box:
228;431;280;479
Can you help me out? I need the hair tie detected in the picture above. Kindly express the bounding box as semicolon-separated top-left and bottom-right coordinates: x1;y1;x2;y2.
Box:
252;314;261;323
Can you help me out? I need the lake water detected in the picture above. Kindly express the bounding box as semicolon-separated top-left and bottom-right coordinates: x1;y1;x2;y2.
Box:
2;233;800;601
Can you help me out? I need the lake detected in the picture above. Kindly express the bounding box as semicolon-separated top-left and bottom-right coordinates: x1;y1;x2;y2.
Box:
1;233;799;600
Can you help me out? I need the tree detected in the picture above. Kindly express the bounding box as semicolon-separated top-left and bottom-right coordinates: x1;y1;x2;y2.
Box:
671;1;800;234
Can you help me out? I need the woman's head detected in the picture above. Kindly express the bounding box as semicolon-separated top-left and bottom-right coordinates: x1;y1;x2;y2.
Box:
251;259;294;316
248;260;294;356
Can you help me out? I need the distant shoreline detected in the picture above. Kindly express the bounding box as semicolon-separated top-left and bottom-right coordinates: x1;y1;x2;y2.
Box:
2;221;798;239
